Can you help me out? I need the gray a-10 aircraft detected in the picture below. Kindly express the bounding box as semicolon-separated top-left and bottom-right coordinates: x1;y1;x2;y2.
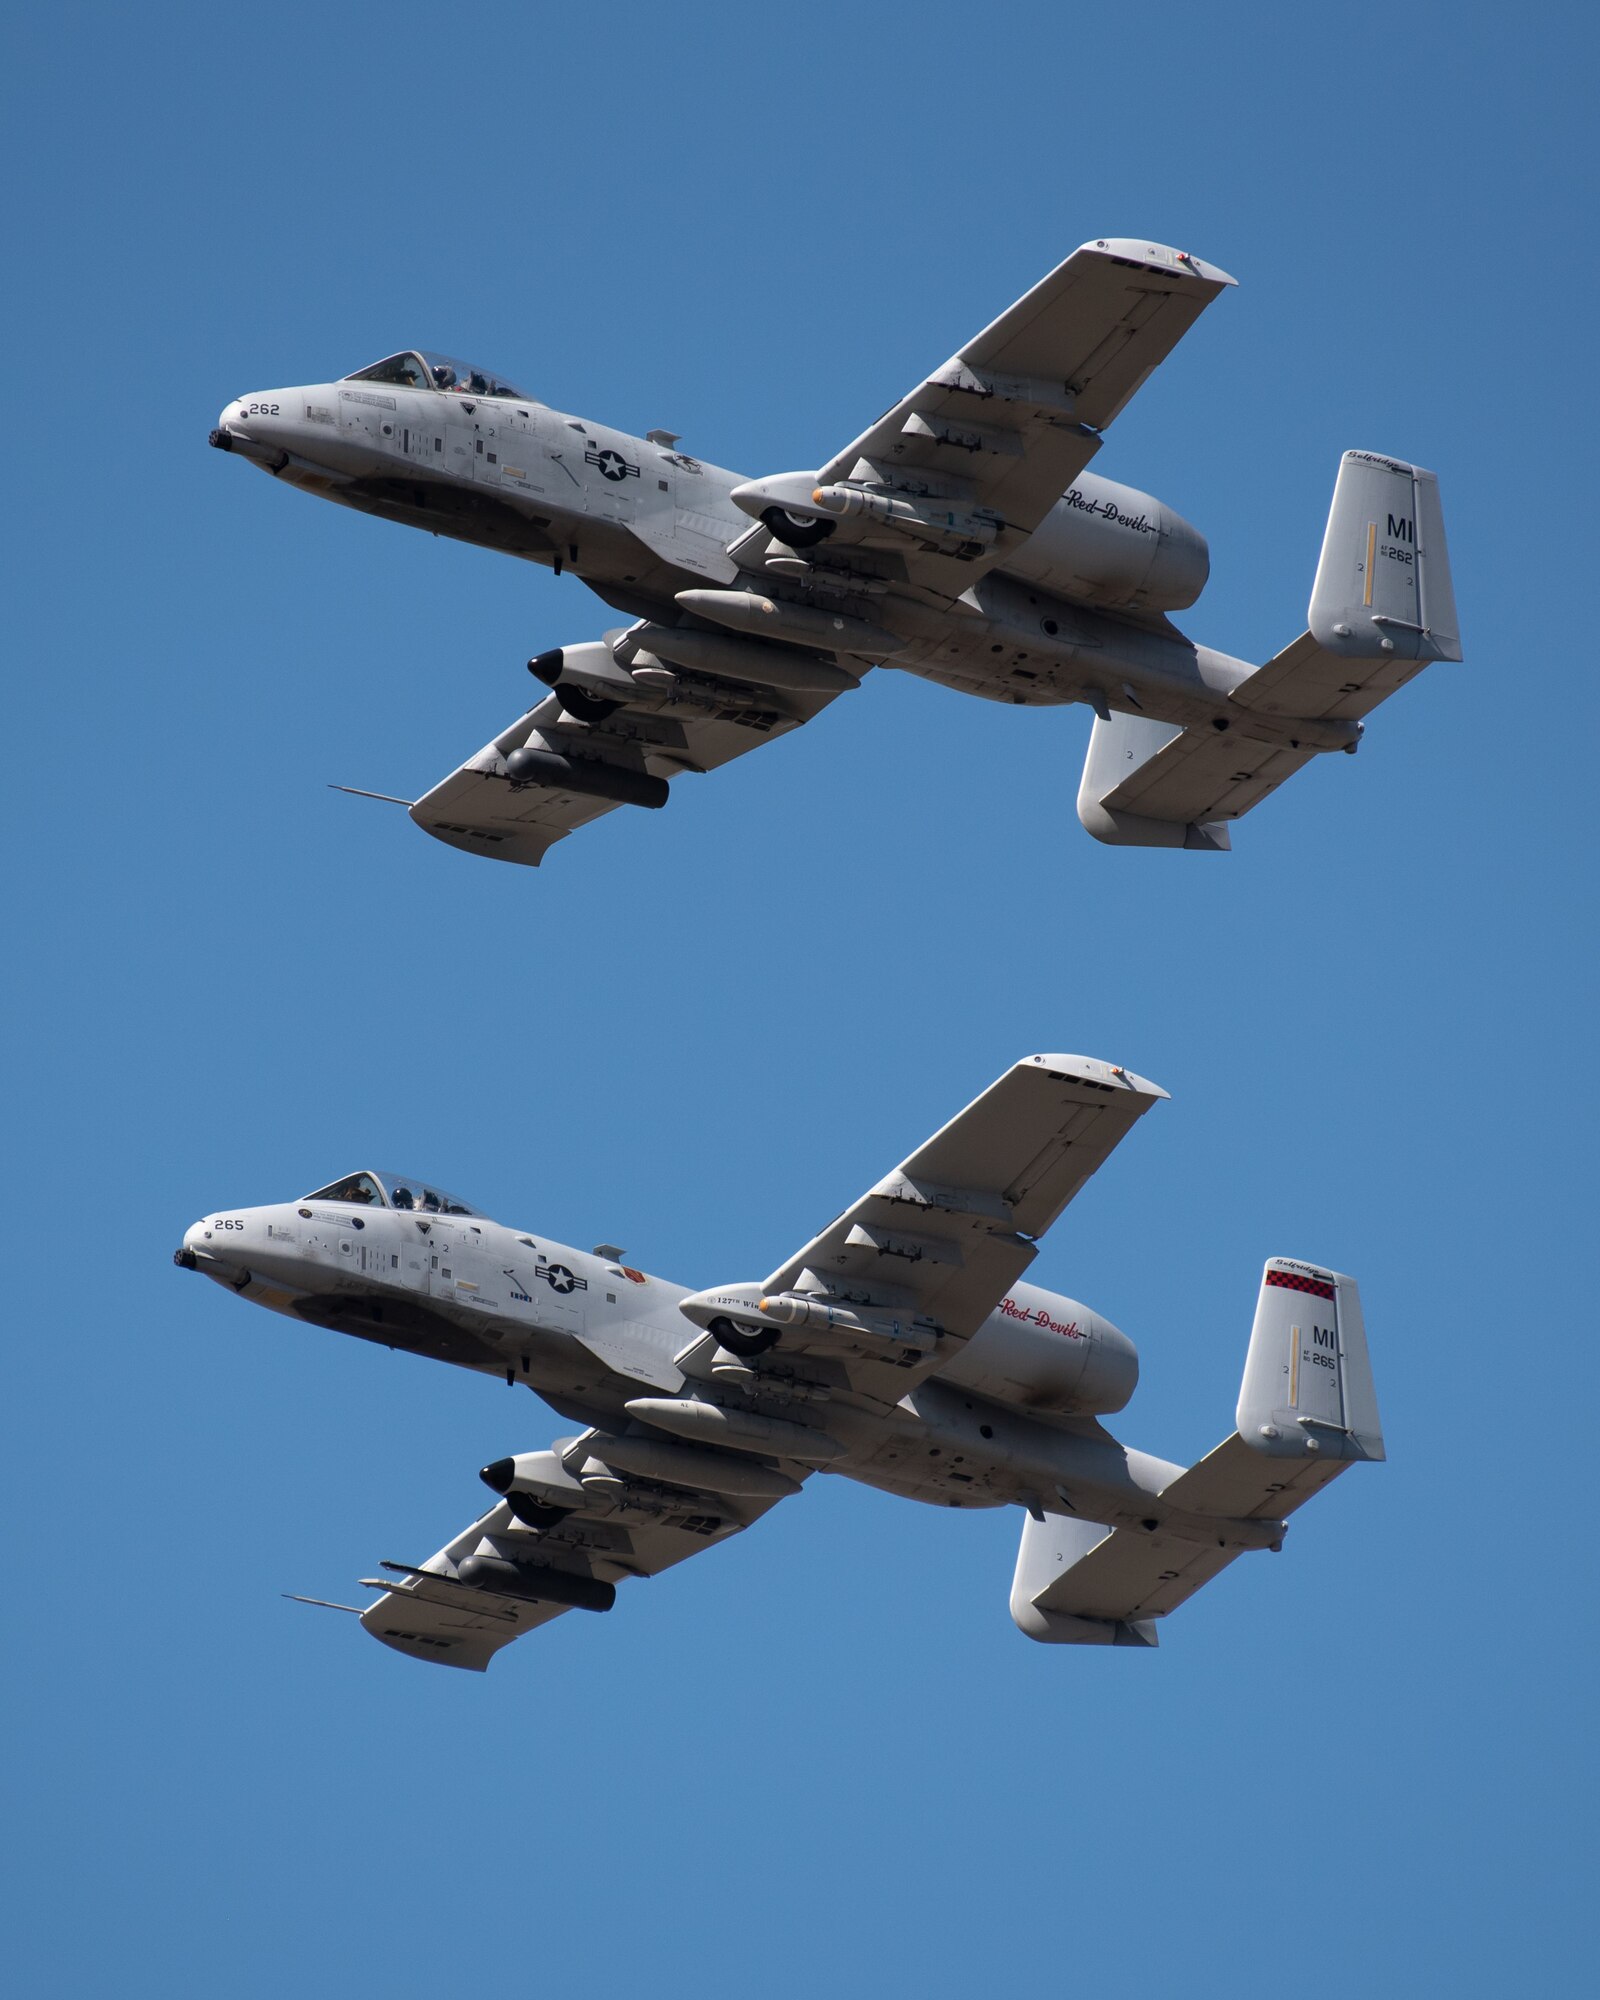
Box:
176;1055;1382;1671
210;238;1459;867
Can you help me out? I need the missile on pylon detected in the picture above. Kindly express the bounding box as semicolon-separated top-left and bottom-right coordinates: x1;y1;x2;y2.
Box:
809;483;1000;555
757;1292;939;1355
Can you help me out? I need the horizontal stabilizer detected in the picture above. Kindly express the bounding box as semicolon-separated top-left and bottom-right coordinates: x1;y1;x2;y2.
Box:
1010;1513;1164;1645
1078;710;1307;847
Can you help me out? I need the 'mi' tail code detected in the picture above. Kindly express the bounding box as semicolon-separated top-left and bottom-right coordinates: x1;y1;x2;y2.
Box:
1236;1258;1384;1463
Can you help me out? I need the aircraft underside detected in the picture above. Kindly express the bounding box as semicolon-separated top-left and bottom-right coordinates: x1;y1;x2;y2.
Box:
189;241;1429;1667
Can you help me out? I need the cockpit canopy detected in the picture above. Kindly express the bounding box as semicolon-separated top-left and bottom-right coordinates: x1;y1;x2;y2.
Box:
343;350;531;401
302;1170;480;1217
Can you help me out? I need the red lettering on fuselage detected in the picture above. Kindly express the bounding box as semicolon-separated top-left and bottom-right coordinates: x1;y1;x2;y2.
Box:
999;1297;1085;1339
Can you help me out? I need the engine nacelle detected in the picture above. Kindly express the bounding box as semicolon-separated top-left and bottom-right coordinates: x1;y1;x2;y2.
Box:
937;1281;1138;1416
1001;471;1209;614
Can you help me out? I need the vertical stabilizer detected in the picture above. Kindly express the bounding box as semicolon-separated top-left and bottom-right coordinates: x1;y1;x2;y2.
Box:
1309;451;1460;664
1236;1259;1384;1463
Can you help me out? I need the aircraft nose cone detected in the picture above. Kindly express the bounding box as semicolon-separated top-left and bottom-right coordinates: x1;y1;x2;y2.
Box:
210;396;285;459
174;1218;208;1269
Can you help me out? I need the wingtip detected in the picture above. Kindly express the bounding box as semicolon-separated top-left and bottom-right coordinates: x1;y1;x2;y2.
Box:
1079;238;1238;288
1025;1053;1170;1101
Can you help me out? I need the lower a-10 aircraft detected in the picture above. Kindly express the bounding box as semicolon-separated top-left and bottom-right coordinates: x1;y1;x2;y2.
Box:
176;1056;1382;1670
210;238;1459;867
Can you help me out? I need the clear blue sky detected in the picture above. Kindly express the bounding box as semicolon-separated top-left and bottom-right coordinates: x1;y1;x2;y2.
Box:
6;4;1594;1993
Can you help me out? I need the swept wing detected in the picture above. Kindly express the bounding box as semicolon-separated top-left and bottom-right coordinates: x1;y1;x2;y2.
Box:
738;238;1234;610
720;1054;1167;1409
410;650;849;867
359;1452;792;1671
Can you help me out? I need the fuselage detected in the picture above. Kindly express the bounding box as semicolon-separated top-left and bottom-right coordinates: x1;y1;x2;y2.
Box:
176;1171;1215;1536
210;348;1321;743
